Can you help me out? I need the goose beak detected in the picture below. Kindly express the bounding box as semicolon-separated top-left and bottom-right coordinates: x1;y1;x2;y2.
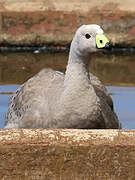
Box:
104;42;111;49
96;34;111;49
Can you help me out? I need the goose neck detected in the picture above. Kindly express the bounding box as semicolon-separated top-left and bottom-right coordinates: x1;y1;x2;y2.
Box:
64;54;91;88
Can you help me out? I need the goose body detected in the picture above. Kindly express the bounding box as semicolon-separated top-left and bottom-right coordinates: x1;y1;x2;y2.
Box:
5;24;121;129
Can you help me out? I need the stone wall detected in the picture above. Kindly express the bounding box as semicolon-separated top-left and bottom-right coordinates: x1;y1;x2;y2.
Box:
0;129;135;179
0;0;135;46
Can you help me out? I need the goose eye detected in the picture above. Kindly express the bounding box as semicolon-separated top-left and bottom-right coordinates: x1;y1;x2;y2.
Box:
85;33;91;39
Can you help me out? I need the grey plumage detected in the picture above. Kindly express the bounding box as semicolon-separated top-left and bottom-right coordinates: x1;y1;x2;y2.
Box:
5;24;121;129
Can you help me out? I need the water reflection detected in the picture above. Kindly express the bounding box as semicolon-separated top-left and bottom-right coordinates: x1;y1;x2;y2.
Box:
0;53;67;85
0;52;135;86
0;52;135;129
91;54;135;86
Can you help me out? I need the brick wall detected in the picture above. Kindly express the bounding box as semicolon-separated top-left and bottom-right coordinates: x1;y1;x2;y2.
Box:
0;0;135;46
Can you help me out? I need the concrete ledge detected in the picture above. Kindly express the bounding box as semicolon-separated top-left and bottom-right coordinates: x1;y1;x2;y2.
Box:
0;129;135;179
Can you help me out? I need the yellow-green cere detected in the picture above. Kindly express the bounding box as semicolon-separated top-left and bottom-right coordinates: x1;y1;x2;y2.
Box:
96;34;109;48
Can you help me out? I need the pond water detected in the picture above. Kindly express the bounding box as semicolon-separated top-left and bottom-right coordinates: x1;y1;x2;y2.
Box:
0;52;135;129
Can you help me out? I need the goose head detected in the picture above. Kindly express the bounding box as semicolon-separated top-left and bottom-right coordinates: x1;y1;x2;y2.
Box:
70;24;110;59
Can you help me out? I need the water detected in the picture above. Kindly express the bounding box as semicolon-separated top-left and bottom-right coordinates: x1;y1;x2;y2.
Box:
0;85;19;128
107;86;135;129
0;52;135;129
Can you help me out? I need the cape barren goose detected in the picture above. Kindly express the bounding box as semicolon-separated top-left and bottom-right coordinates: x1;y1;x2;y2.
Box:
5;24;121;129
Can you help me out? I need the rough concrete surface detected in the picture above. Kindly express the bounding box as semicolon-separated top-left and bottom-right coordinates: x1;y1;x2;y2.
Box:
0;129;135;179
0;0;135;45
